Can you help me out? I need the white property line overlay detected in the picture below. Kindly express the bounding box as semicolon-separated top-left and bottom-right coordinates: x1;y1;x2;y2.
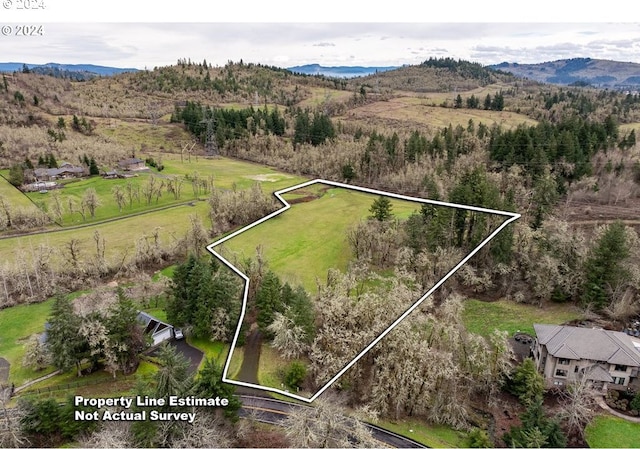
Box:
206;178;520;403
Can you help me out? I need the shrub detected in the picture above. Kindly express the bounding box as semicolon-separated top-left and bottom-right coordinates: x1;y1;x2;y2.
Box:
630;394;640;411
284;361;307;390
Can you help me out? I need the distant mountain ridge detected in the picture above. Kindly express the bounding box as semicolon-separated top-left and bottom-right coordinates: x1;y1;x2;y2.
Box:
0;62;139;80
287;64;398;78
489;58;640;89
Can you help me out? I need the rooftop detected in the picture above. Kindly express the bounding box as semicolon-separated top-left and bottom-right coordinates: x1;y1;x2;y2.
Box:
534;324;640;367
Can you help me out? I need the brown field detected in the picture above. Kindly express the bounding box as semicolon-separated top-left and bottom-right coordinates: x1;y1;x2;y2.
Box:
298;87;354;109
339;95;538;131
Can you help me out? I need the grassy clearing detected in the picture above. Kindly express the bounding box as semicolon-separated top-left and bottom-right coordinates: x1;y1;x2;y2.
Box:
0;173;42;212
462;299;583;338
0;298;55;386
374;418;466;448
220;185;419;292
152;153;306;193
95;118;193;152
225;346;244;380
342;95;537;131
585;415;640;448
257;345;289;391
298;87;353;109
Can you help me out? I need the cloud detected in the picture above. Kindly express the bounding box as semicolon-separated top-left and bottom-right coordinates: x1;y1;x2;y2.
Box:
5;22;640;69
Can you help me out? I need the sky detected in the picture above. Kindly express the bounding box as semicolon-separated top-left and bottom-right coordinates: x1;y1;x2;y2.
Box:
1;2;640;69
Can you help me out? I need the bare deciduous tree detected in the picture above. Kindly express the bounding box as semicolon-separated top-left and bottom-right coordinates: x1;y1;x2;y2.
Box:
284;397;378;448
558;375;597;437
82;187;101;219
267;309;308;359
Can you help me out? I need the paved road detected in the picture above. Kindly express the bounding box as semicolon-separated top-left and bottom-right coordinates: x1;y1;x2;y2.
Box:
239;395;428;448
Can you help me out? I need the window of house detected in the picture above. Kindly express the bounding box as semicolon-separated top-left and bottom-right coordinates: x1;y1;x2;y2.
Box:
559;358;570;365
614;364;627;372
574;366;579;373
612;377;626;385
555;369;568;377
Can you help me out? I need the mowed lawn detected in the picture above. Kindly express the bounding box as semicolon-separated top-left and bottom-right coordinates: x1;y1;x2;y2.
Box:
585;415;640;448
462;298;583;338
156;153;306;193
0;173;43;212
0;298;56;386
218;184;420;293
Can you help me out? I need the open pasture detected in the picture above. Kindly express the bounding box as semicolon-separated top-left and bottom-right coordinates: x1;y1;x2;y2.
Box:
219;184;419;293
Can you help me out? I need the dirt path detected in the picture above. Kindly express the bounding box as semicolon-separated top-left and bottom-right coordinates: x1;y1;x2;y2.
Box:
235;329;265;395
13;369;61;393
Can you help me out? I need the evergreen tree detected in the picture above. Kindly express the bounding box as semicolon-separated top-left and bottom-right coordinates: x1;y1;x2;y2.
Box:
46;294;87;376
256;270;283;335
105;289;147;375
582;221;630;309
193;357;241;420
89;157;99;176
508;358;545;406
484;93;492;110
369;195;393;221
8;164;24;186
454;94;463;108
154;343;192;401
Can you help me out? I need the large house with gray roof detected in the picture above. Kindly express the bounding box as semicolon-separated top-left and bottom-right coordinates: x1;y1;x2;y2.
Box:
533;324;640;391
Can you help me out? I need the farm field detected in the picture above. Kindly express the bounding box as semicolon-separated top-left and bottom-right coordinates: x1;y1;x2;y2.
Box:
0;199;210;269
297;86;353;109
218;184;420;293
462;298;583;338
0;157;309;270
20;155;305;226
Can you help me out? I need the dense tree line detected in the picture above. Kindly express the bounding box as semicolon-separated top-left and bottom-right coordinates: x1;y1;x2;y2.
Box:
488;115;620;183
166;255;242;341
171;101;286;147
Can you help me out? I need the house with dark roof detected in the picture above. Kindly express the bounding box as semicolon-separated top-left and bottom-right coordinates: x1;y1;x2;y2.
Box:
33;164;85;181
118;158;147;171
533;324;640;391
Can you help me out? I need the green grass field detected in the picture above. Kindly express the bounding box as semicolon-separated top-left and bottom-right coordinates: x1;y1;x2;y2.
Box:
585;415;640;448
219;185;420;292
0;173;42;211
462;299;583;338
0;157;311;270
0;200;210;269
375;418;466;448
22;155;306;226
0;298;55;386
